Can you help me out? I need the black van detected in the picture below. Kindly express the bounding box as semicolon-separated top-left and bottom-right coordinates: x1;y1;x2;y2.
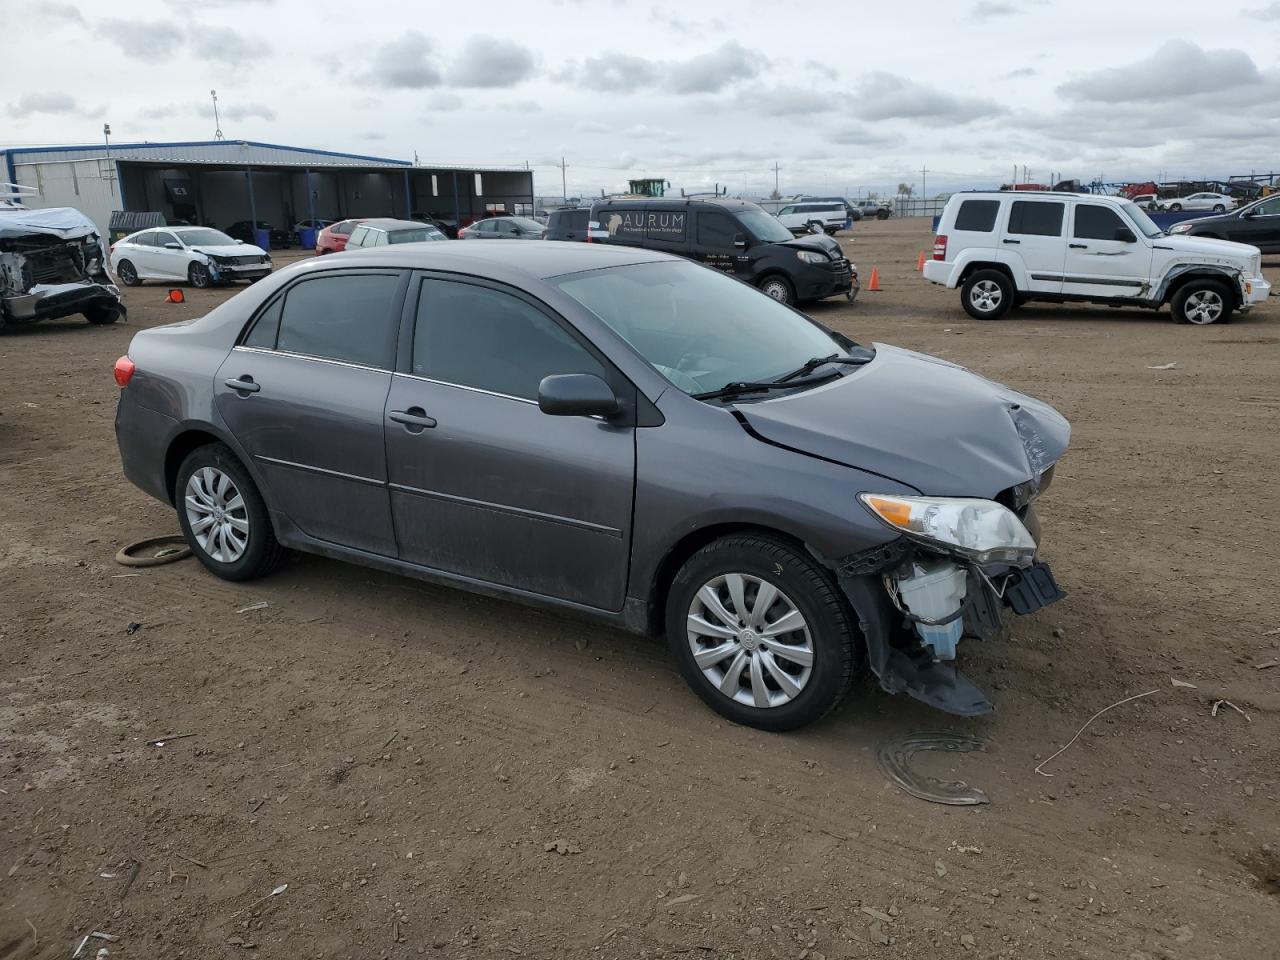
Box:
546;207;591;242
586;198;857;305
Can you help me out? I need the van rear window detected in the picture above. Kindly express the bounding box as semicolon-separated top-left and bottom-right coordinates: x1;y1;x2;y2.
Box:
954;199;999;232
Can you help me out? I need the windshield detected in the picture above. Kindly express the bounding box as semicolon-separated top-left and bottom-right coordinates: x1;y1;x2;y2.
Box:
552;260;852;396
388;228;446;244
735;209;794;243
1120;201;1162;238
174;228;235;246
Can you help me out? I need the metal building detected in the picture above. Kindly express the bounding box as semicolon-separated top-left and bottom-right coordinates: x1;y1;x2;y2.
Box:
0;140;535;242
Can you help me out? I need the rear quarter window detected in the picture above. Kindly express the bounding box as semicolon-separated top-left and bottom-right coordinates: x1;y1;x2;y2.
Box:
954;199;1000;232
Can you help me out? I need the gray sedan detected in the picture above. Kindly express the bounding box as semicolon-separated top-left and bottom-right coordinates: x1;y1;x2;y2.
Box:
114;242;1069;729
458;216;546;239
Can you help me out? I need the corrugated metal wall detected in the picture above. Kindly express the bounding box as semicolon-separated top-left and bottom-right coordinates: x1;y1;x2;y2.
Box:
11;157;121;238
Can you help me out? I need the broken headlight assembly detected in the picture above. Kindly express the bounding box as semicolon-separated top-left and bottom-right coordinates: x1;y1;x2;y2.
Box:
858;494;1037;566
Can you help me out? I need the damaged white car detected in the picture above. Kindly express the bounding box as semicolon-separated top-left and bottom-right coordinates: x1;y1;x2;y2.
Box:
109;227;272;289
0;206;125;330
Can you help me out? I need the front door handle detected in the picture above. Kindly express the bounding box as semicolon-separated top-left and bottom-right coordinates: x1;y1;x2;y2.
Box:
1002;238;1021;245
224;376;260;393
389;407;437;431
1068;243;1087;249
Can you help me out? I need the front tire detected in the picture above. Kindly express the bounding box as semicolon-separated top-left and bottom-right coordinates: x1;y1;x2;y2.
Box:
85;304;123;325
1170;279;1233;325
1169;203;1182;212
189;262;212;288
960;269;1014;320
758;274;795;305
666;536;858;731
1212;204;1225;213
175;443;284;581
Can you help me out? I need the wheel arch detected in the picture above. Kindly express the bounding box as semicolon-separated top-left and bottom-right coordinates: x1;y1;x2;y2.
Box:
643;522;832;636
957;259;1016;288
1157;266;1241;308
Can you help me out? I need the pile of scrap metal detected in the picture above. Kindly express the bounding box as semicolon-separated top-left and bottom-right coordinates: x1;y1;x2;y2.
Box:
0;195;125;330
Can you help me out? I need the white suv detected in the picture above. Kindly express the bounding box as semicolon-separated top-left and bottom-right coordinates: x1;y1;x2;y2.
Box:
923;191;1270;325
775;202;848;236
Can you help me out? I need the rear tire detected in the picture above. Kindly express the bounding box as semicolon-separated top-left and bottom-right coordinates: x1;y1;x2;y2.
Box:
1169;203;1183;212
175;443;284;581
85;304;123;325
1212;204;1225;213
960;269;1014;320
1170;279;1233;325
666;535;858;731
758;274;795;305
115;259;140;286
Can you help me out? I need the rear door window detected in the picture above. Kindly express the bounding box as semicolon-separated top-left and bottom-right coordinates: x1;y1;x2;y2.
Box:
954;199;999;232
1008;201;1065;237
276;273;402;369
1072;205;1128;241
348;226;370;247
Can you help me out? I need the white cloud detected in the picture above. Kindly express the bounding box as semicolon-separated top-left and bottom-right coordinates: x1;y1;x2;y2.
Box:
449;36;537;88
369;31;443;88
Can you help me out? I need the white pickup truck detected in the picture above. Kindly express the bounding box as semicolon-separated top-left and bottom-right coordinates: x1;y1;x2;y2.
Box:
923;191;1270;325
775;202;848;236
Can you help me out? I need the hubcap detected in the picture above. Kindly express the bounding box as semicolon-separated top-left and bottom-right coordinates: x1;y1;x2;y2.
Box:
970;279;1003;313
184;466;249;562
686;573;814;709
763;281;787;301
1184;290;1223;324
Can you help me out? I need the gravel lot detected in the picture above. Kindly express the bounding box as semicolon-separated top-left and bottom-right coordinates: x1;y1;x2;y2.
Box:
3;218;1278;959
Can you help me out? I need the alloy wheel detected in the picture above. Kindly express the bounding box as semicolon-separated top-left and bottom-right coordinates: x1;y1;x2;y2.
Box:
686;573;814;708
1183;289;1224;324
970;279;1003;314
184;466;249;562
117;260;138;285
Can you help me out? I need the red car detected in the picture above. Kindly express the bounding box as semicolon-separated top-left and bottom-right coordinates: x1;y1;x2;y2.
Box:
315;218;366;255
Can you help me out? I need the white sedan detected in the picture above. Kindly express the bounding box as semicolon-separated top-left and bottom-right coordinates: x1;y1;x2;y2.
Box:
1161;192;1236;213
109;227;272;288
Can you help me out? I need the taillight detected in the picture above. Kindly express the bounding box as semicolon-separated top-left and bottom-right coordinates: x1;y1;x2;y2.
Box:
458;229;469;238
932;235;948;260
113;355;135;387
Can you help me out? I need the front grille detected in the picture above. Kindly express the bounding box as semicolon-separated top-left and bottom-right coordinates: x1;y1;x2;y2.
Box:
28;245;85;284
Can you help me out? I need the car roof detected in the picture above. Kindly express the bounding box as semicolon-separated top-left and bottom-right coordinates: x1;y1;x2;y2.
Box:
358;218;438;231
954;191;1129;204
591;197;760;212
321;238;673;280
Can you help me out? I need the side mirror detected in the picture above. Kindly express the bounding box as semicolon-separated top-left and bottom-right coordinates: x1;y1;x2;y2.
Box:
1115;227;1137;243
538;373;620;418
164;242;181;250
733;233;747;248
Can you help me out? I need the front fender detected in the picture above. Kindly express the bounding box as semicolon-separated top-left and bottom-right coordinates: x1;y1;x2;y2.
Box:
1153;263;1242;304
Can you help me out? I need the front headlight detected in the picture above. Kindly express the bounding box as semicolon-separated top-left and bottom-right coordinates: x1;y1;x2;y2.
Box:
858;493;1037;565
796;250;829;264
1169;222;1193;234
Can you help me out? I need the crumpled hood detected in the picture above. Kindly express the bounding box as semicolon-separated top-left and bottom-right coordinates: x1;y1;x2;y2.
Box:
0;206;99;241
737;343;1069;497
777;233;842;258
190;243;268;258
1160;232;1260;261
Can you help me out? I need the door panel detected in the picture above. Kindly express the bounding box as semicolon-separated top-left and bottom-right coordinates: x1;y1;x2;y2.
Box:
385;378;635;608
152;232;185;280
1061;203;1152;299
215;349;398;555
1002;200;1066;294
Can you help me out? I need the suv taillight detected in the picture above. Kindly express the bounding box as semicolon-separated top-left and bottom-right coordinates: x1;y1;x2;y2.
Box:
113;355;135;387
932;235;948;260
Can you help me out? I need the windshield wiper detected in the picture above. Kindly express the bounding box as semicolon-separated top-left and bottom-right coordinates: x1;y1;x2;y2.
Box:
692;372;838;402
774;349;875;383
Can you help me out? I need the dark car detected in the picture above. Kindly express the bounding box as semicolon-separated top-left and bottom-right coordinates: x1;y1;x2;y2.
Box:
546;207;591;242
113;242;1068;730
1168;193;1280;252
589;197;856;305
345;218;447;248
226;220;291;250
458;216;546;239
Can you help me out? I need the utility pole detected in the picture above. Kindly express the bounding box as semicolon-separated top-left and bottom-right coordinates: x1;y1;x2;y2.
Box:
773;161;781;198
920;163;929;201
103;123;114;196
211;90;223;140
559;156;568;203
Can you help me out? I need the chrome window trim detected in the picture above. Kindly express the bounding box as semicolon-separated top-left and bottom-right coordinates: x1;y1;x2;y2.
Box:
392;370;538;406
231;344;390;374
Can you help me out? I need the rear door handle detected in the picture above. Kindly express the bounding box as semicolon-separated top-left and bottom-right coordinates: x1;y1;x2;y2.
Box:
1002;238;1021;245
1068;243;1087;249
224;377;260;393
389;407;437;431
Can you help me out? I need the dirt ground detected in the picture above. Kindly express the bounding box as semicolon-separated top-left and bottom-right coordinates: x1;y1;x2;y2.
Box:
2;219;1278;960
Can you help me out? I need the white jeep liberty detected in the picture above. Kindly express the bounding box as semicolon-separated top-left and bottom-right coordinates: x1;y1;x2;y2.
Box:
924;191;1270;325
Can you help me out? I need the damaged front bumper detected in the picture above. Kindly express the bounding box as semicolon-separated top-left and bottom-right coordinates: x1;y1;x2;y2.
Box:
2;279;122;323
836;513;1066;716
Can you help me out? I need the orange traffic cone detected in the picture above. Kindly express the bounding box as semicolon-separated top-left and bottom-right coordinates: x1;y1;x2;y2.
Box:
163;288;185;304
916;250;926;271
867;266;881;291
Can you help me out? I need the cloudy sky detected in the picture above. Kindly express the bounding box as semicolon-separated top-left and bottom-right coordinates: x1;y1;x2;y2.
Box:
8;0;1280;198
